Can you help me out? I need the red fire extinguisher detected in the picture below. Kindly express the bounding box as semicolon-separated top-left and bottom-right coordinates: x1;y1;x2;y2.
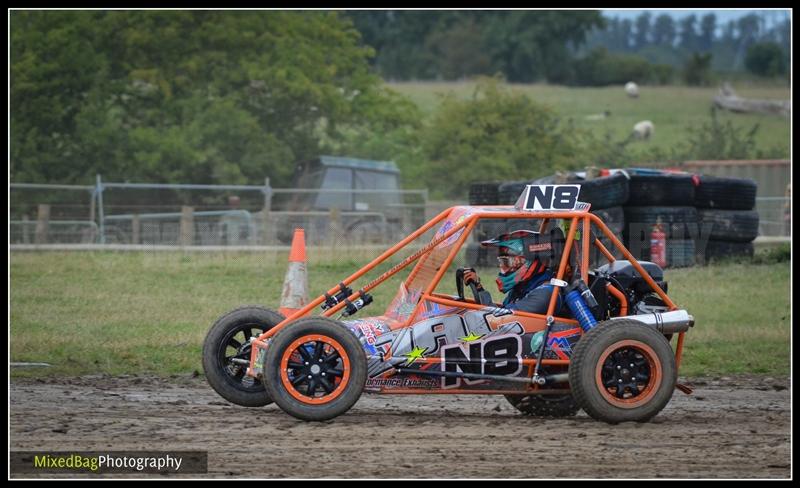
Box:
650;220;667;267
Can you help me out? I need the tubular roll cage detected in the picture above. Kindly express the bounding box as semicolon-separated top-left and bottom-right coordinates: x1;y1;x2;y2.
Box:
247;205;686;378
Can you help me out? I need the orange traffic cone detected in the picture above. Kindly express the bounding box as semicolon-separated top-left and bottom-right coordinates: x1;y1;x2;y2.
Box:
279;228;309;317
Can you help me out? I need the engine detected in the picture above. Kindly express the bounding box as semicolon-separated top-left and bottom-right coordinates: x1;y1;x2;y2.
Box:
589;260;670;320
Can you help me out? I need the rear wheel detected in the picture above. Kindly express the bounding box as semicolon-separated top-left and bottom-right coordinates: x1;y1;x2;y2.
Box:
263;317;367;421
505;393;580;417
202;306;284;407
569;320;676;424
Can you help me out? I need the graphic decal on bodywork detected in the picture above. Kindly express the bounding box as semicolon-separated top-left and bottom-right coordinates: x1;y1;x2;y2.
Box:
433;207;474;249
384;283;421;323
402;346;428;365
441;333;523;389
352;308;526;383
459;332;485;342
418;301;459;320
529;325;582;360
346;299;586;392
365;376;439;390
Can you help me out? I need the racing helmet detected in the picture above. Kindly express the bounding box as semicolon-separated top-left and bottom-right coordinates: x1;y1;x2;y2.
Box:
480;230;553;293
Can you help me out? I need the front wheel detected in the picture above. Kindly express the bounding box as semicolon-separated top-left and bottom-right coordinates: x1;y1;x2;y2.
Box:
569;320;677;424
202;306;284;407
263;317;367;421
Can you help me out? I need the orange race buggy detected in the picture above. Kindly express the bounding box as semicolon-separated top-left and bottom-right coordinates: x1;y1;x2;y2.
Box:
202;185;694;424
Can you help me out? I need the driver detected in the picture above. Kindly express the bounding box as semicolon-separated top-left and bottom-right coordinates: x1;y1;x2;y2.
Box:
464;230;561;316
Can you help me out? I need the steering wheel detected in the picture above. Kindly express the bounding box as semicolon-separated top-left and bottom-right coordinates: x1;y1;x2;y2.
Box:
455;268;494;305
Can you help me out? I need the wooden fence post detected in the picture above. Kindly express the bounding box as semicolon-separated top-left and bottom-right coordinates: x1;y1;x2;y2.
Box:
132;214;141;245
329;208;343;254
180;206;194;246
34;204;50;244
22;214;30;244
261;177;274;245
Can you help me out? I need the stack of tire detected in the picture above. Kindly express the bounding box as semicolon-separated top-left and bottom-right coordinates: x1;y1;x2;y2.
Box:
623;172;699;268
468;181;501;206
466;171;759;270
465;174;631;268
693;175;759;264
566;173;630;268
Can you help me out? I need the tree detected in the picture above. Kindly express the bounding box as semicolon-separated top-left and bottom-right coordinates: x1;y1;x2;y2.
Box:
633;12;651;49
721;19;736;43
11;11;420;186
776;17;790;46
348;11;604;83
425;18;491;80
418;78;587;199
737;14;761;46
683;52;713;86
679;14;699;51
347;10;449;80
733;14;762;69
483;11;604;83
699;14;716;51
745;42;788;77
652;14;676;46
619;19;634;51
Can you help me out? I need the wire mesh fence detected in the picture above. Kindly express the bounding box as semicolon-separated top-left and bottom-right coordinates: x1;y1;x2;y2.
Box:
10;176;789;266
754;197;791;237
10;176;431;250
9;183;97;244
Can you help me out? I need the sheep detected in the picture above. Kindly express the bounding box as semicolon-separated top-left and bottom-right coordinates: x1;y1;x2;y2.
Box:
632;120;654;140
625;81;639;98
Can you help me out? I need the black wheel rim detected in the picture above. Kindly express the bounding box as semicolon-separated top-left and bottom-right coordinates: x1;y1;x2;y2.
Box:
600;347;651;399
285;340;346;400
218;323;267;391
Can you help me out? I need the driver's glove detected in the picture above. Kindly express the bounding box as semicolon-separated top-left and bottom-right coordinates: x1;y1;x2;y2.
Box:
463;269;483;290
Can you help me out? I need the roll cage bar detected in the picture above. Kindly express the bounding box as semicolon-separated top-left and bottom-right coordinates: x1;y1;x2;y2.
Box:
247;205;686;377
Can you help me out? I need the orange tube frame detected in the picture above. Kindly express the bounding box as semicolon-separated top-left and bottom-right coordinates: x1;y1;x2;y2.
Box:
606;282;628;317
247;205;686;379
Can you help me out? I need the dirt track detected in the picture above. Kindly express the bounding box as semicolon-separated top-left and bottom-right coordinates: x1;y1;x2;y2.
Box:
10;374;791;479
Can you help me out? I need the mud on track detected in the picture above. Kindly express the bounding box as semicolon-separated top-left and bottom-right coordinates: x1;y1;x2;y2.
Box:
10;374;790;479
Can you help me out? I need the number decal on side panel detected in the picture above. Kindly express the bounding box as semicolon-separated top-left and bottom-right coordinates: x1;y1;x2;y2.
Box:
440;334;523;389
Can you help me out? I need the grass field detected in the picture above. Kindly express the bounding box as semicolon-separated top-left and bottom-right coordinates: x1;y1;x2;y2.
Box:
10;250;790;378
388;81;791;161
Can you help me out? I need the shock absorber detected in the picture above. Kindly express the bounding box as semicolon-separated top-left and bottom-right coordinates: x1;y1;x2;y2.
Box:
565;278;599;332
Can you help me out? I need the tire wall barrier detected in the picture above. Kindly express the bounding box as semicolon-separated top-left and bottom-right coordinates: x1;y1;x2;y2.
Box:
694;175;757;210
571;173;630;210
471;170;759;268
468;182;502;206
627;173;695;207
621;172;758;267
696;240;755;264
692;175;759;263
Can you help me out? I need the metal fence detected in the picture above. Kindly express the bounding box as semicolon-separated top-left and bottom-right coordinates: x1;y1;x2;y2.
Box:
9;176;430;247
9;178;790;253
754;197;791;237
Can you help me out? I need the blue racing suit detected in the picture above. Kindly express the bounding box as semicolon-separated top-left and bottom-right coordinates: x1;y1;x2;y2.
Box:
501;269;562;315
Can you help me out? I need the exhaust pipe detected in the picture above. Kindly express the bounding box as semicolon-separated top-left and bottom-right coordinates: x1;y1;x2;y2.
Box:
612;309;695;335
